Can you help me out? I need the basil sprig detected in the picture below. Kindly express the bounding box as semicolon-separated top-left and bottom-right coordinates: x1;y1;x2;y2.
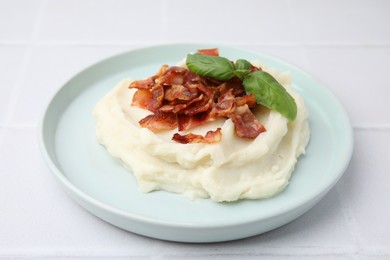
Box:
234;59;252;80
186;53;297;121
186;53;235;81
243;71;297;121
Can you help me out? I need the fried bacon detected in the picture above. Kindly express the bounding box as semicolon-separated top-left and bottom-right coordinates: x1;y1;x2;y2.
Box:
164;84;197;101
235;94;257;108
129;48;266;143
230;105;266;139
197;48;219;56
210;88;236;118
177;112;211;132
129;77;154;89
172;128;222;144
132;89;153;108
139;112;177;131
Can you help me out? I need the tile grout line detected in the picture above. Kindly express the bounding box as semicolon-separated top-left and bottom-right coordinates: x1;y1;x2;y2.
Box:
1;247;389;258
1;0;48;135
353;125;390;131
1;41;390;48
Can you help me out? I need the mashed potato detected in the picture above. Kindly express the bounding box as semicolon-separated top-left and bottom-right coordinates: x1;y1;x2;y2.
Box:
93;61;310;202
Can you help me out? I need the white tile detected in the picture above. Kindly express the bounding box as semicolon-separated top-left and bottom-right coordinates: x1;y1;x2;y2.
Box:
336;129;390;251
0;127;5;148
38;0;164;44
304;46;390;127
0;128;157;255
7;45;132;126
163;0;298;44
0;46;26;125
290;0;390;44
0;0;44;41
364;257;390;260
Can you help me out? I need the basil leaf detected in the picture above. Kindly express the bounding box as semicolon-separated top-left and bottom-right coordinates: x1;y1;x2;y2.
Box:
186;53;235;81
234;69;251;80
243;71;297;121
235;59;251;70
233;59;252;80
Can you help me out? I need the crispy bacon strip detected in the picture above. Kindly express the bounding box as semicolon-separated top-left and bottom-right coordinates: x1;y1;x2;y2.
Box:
210;88;236;118
172;128;222;144
146;84;164;112
139;112;177;131
132;89;153;108
158;66;187;85
197;48;219;56
129;77;154;89
230;105;266;139
235;94;257;108
164;84;198;101
177;112;211;131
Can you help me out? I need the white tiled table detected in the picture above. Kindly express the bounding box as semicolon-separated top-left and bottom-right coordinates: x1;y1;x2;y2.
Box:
1;0;389;258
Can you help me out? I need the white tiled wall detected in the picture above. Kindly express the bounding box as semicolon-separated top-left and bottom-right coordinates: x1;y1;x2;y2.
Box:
39;0;165;44
0;46;26;124
305;47;390;126
289;0;390;44
1;0;389;258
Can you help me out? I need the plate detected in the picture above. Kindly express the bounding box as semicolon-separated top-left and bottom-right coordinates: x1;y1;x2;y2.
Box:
38;44;353;243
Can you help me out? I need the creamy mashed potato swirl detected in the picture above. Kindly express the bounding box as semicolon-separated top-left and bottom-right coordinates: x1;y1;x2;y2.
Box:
93;61;310;202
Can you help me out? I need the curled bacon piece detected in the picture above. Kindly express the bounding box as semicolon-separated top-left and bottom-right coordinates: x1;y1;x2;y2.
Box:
139;112;177;131
177;112;210;132
235;94;257;108
129;77;154;89
172;128;222;144
164;84;197;101
129;48;266;143
132;89;153;109
210;88;236;118
230;105;266;139
197;48;219;56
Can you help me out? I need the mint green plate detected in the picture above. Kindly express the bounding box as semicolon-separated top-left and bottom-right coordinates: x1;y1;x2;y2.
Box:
38;44;353;242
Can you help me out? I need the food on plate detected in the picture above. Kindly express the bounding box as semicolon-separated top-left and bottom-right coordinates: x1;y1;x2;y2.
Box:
93;48;310;202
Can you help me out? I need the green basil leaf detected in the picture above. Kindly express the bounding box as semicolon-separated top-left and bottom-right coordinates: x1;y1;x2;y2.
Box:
235;59;251;70
234;59;252;80
234;69;251;80
186;53;235;81
243;71;297;121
